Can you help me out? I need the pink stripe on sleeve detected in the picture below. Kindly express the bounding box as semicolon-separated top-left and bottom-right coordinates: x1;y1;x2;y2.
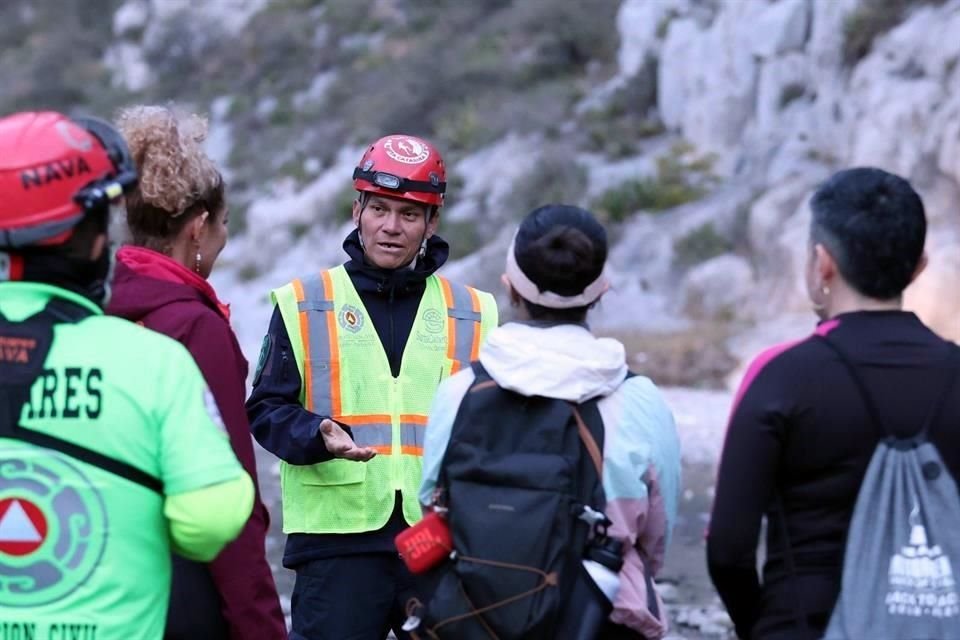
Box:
729;318;840;416
708;319;842;539
815;318;840;336
730;340;801;415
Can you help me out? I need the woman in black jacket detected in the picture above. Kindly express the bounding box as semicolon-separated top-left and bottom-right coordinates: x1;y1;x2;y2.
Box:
706;167;960;639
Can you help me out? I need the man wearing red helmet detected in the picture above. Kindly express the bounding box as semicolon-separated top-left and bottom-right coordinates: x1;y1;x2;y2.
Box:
248;135;498;639
0;111;254;639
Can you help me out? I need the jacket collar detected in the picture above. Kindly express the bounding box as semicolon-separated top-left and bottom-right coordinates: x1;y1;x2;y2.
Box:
116;246;231;320
0;281;102;322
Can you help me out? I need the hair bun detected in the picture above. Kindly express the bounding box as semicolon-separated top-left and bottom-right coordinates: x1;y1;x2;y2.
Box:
116;105;220;216
514;204;608;297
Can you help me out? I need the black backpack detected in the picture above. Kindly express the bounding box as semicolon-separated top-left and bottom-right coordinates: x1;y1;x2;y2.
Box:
413;362;607;639
0;299;162;494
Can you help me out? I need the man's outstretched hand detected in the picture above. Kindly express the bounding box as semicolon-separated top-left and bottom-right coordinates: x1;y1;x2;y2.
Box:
319;419;377;462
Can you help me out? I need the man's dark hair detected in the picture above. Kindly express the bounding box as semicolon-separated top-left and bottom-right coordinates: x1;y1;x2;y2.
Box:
810;167;926;300
514;204;607;323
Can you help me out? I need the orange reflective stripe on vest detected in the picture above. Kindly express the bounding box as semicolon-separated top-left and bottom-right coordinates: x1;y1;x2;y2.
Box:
439;276;483;374
293;274;442;457
325;414;423;456
292;272;341;416
273;266;497;534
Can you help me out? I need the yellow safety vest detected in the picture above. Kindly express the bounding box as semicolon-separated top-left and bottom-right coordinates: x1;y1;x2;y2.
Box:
272;265;498;534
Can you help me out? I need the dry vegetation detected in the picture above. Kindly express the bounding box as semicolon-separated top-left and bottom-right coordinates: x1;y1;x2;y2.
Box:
601;325;739;389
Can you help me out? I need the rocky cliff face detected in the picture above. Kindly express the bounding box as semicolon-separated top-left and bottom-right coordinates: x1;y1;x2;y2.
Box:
3;0;957;388
217;0;960;390
621;0;960;367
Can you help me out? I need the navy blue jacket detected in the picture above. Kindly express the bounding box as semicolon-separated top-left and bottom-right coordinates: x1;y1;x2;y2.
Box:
247;229;449;565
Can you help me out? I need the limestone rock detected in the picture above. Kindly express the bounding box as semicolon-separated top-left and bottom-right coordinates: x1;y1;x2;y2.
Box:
681;255;754;321
749;0;810;59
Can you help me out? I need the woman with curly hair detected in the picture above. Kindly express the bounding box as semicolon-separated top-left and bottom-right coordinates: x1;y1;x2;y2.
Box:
107;105;286;639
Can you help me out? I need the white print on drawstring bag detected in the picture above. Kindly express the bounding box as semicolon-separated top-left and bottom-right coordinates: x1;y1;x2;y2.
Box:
818;337;960;640
885;503;960;618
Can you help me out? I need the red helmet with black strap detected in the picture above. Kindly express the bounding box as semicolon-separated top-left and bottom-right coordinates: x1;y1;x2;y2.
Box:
352;135;446;207
0;111;137;250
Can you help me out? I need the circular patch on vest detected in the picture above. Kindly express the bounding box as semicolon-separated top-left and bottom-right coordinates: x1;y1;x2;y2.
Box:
422;308;444;334
0;450;108;608
338;304;365;334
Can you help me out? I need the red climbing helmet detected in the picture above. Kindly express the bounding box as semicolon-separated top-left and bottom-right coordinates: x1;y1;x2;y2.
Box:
352;135;447;207
0;111;137;249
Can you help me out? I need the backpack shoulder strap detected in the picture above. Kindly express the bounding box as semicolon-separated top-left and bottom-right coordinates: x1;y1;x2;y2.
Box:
816;335;891;437
817;335;960;441
919;344;960;439
572;404;603;478
465;360;498;394
10;427;163;493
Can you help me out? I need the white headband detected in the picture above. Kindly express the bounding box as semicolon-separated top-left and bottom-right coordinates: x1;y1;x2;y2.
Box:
504;234;608;309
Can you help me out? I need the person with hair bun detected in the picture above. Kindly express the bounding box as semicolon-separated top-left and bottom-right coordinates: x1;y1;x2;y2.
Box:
419;205;681;639
106;105;285;640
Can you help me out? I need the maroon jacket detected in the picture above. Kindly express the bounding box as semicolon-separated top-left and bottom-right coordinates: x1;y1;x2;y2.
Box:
107;248;286;640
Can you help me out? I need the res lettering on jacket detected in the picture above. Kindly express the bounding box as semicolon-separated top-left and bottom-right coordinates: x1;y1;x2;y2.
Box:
22;367;103;420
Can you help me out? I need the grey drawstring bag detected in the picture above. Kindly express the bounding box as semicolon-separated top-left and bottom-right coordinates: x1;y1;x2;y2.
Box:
817;338;960;640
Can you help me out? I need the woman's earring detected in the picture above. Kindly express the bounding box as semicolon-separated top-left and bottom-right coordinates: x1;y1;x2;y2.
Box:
195;251;202;274
811;284;830;313
419;239;427;258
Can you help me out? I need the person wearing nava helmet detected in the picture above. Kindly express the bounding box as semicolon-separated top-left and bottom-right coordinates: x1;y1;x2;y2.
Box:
248;134;498;640
0;111;253;639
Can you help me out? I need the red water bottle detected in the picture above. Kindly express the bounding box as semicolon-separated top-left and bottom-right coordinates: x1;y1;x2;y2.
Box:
395;510;453;574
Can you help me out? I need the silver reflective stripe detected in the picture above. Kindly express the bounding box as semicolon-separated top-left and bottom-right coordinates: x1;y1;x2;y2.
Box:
349;423;393;449
448;308;481;322
445;281;480;365
300;273;334;416
298;300;334;312
400;422;427;450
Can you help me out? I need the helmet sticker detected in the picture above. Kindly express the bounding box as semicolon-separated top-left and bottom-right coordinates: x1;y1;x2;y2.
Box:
55;120;93;152
383;137;430;165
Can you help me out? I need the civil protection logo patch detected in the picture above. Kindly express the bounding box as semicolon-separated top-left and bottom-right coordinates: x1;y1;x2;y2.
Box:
0;450;107;607
338;305;365;333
